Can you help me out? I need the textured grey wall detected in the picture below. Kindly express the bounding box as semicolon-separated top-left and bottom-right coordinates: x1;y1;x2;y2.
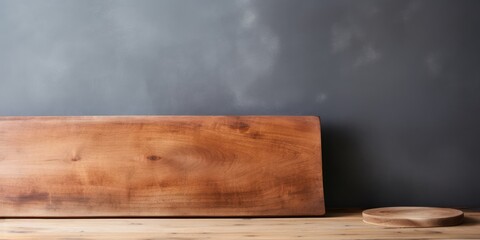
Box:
1;0;479;208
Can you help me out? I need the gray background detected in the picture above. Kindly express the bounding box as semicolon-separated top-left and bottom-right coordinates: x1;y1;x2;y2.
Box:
1;0;479;208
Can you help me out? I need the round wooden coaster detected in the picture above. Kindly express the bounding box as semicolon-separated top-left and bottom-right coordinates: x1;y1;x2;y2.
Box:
362;207;464;227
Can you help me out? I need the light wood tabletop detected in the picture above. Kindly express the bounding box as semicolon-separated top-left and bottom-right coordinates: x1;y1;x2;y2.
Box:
0;209;478;239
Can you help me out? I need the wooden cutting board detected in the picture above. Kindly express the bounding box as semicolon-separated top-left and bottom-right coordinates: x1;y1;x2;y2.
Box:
0;116;324;217
363;207;464;227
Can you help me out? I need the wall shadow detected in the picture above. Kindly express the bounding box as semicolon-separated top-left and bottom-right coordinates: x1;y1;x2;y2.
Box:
321;123;375;208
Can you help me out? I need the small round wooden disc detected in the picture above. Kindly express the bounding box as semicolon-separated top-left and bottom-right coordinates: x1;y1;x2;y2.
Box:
362;207;464;227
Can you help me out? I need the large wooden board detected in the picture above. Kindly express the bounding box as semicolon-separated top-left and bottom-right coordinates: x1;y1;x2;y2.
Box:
0;116;323;217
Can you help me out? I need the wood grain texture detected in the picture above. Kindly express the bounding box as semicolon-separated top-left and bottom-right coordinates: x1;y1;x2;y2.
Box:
0;210;478;239
362;207;464;227
0;116;324;217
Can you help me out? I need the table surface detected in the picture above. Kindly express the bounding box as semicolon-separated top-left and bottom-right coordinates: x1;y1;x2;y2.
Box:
0;209;479;239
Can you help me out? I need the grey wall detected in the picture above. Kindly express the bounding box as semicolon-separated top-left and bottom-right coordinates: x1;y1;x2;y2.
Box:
1;0;479;208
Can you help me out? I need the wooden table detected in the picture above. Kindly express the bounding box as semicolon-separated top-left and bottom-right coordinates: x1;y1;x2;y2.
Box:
0;209;478;239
